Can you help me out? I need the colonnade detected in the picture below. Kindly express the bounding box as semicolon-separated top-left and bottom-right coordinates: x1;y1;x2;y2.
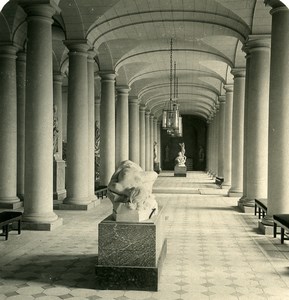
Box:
207;1;289;230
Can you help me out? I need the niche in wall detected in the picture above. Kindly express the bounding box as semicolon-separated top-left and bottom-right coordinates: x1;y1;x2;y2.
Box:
161;115;207;171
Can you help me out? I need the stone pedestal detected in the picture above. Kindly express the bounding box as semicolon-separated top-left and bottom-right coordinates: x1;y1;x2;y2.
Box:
174;165;187;177
53;158;66;201
95;206;167;291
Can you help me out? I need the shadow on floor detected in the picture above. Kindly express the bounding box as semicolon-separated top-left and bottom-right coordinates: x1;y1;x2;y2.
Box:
0;254;98;289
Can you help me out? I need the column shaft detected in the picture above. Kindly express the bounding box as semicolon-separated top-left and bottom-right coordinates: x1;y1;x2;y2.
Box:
129;97;140;164
99;72;116;185
116;86;129;167
218;98;226;177
145;110;151;171
139;105;146;169
150;115;154;171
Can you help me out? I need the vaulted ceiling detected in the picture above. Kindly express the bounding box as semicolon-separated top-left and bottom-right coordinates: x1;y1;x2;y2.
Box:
0;0;273;120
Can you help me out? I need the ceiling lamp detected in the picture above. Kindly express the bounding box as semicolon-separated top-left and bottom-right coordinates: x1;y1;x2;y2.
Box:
162;39;182;137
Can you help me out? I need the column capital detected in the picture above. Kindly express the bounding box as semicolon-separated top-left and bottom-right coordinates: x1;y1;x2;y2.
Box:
64;40;91;56
231;68;246;78
129;96;139;104
17;50;26;62
53;72;63;84
139;104;146;112
153;117;158;123
223;84;234;93
116;85;130;95
219;95;226;104
244;35;271;53
150;114;155;120
17;0;60;19
145;109;151;116
98;71;116;81
0;44;18;59
264;0;287;9
95;97;101;105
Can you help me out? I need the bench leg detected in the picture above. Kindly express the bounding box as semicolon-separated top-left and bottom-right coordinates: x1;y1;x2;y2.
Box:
258;208;261;219
273;222;277;238
281;227;285;244
262;211;265;218
254;204;257;216
18;220;21;234
4;224;8;240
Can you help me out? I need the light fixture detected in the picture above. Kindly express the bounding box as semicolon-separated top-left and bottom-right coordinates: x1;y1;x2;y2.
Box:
162;38;182;137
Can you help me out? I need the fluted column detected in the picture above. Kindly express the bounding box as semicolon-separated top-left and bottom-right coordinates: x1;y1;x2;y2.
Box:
263;2;289;226
230;69;246;196
0;45;21;208
87;52;97;202
242;36;270;209
218;97;226;177
157;121;161;166
115;85;129;167
99;72;116;185
223;85;234;187
20;2;61;227
150;114;154;171
62;41;92;208
16;51;26;201
139;105;146;169
129;96;140;164
145;110;151;171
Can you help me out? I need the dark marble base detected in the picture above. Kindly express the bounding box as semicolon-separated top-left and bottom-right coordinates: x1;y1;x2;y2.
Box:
95;239;167;291
174;165;187;177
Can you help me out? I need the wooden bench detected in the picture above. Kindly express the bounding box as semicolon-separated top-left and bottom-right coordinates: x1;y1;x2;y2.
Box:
0;211;22;241
273;214;289;244
215;177;224;189
254;199;267;219
95;185;107;199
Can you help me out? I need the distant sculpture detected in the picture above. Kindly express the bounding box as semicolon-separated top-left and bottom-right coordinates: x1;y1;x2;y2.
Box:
95;121;100;182
53;105;59;156
153;141;158;162
198;145;205;162
175;142;187;166
107;160;158;222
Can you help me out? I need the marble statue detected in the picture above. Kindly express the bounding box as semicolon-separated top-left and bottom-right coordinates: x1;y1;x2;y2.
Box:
175;142;187;166
153;141;158;162
107;160;158;222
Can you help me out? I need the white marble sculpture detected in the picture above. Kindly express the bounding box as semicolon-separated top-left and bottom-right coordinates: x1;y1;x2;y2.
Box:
107;160;158;222
175;142;187;166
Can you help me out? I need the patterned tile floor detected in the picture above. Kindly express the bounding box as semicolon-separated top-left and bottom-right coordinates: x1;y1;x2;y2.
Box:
1;172;289;299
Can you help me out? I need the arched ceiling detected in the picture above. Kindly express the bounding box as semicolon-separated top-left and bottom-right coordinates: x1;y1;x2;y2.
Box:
0;0;274;120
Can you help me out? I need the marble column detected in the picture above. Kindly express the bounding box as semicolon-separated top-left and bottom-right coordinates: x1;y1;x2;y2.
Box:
139;105;146;170
242;36;270;209
223;85;234;187
115;86;129;168
230;69;246;197
218;97;226;178
0;45;21;209
53;72;66;201
99;72;116;185
262;2;289;227
157;121;161;166
87;52;98;203
150;114;154;171
62;41;93;209
129;96;140;164
214;107;220;177
145;110;151;171
16;51;26;201
206;119;211;174
20;1;62;228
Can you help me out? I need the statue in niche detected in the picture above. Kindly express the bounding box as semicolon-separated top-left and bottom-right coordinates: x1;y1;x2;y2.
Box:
107;160;158;222
175;142;187;166
198;145;205;163
153;141;158;162
95;120;100;183
53;105;59;157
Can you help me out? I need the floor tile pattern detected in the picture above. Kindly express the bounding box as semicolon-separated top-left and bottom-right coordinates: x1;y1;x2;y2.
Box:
1;172;289;299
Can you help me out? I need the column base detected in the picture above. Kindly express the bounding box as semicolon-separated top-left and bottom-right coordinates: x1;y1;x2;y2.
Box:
53;189;67;201
258;219;274;236
238;198;255;213
0;196;22;209
21;217;63;231
229;191;243;197
58;199;99;210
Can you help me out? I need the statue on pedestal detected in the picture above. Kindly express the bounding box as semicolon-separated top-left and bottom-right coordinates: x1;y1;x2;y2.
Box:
107;160;158;222
175;142;186;166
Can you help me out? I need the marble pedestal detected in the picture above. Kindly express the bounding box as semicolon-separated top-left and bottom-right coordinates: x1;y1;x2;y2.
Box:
174;165;187;177
95;206;167;291
53;158;66;201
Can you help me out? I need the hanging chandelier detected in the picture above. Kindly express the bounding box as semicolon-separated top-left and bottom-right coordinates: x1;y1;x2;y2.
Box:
162;38;183;137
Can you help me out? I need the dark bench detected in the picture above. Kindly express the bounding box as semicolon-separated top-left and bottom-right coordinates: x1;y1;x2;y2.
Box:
95;185;107;199
0;211;22;241
273;214;289;244
215;177;224;189
254;199;267;219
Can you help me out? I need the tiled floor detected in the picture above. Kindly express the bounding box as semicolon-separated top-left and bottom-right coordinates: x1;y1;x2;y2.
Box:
1;172;289;299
